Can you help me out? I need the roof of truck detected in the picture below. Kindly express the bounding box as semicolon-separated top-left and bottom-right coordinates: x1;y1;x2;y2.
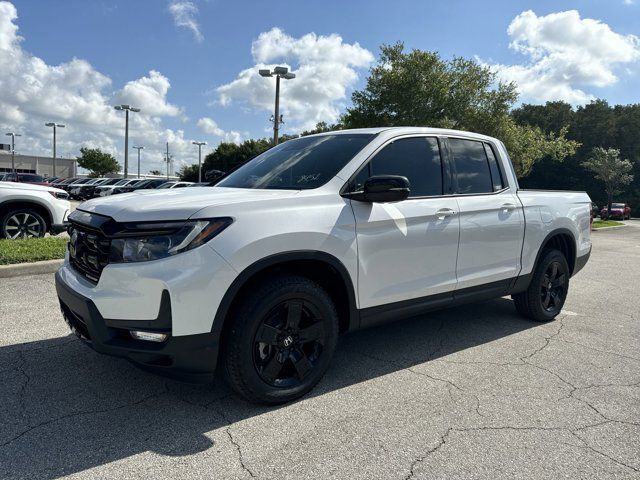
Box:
308;127;499;142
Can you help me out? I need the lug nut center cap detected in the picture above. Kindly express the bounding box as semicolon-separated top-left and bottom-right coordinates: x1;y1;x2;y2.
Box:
283;335;294;347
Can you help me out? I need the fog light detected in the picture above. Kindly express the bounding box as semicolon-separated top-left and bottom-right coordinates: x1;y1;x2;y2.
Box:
130;331;169;342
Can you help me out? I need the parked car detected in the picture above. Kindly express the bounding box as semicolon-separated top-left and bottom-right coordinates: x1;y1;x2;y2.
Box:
74;178;122;200
1;172;50;186
155;181;194;189
600;203;631;220
94;179;137;197
60;177;94;194
0;180;70;238
188;182;212;187
57;127;592;404
111;179;146;195
116;178;167;194
68;178;107;200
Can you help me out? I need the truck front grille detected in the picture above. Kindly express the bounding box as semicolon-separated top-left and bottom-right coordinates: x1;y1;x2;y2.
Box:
68;225;111;283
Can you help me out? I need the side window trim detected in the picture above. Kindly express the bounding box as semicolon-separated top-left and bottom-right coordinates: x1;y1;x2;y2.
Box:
342;135;446;199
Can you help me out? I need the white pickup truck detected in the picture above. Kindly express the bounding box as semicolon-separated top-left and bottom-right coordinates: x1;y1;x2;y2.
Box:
55;127;592;404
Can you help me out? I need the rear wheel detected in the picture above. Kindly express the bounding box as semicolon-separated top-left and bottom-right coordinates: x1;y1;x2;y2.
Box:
223;275;339;404
0;208;46;239
513;249;569;322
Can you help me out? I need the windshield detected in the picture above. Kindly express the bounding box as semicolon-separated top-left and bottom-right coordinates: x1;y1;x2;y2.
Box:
612;203;625;208
217;134;374;190
157;182;175;189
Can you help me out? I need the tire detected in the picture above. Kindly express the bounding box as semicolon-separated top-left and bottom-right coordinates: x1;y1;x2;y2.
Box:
223;275;339;404
0;208;47;239
512;249;569;322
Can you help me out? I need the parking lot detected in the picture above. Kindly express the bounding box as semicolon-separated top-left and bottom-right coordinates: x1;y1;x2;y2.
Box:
1;223;638;479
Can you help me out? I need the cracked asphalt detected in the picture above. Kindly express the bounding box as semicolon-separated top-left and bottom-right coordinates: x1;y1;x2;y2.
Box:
1;222;639;479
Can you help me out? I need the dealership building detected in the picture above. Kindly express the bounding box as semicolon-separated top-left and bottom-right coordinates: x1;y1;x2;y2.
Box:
0;152;76;177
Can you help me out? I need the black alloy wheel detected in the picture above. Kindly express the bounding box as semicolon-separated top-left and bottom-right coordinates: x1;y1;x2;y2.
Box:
224;275;339;404
539;261;567;313
513;249;570;322
253;299;326;388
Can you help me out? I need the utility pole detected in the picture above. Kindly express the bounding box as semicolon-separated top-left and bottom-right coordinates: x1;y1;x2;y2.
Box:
192;141;207;182
45;123;65;177
165;142;170;179
5;132;21;174
259;66;295;145
114;105;140;178
133;146;144;178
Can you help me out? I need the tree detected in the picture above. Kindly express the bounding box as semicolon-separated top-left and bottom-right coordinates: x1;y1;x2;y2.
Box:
342;43;577;177
582;148;634;215
301;122;341;136
149;169;163;175
76;147;120;177
203;138;272;173
178;164;200;182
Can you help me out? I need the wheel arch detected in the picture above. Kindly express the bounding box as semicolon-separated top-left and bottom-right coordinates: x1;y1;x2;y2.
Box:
212;251;359;345
538;228;577;276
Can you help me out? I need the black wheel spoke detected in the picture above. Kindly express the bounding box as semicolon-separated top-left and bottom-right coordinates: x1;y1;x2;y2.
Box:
255;324;282;345
542;291;551;309
550;263;558;280
552;274;566;288
298;322;324;343
551;292;561;307
291;349;313;379
261;354;284;382
286;300;303;329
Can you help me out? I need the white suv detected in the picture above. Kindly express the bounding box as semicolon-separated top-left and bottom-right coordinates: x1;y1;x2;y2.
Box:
55;128;592;403
0;181;70;238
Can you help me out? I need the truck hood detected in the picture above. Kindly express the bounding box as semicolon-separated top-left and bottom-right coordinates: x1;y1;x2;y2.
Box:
77;187;302;222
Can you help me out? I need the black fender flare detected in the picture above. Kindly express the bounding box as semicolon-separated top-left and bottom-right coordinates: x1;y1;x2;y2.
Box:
211;250;359;340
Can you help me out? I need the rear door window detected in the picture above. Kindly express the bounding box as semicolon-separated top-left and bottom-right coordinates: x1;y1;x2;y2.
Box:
449;138;493;194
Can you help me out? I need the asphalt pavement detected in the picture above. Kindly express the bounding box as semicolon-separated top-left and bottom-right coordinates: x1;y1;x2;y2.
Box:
1;222;639;479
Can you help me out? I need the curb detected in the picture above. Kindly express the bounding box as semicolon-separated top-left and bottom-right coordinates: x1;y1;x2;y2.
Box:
0;259;63;278
592;225;627;231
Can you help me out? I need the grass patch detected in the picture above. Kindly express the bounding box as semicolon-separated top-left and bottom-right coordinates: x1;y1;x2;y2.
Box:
592;219;625;229
0;236;67;265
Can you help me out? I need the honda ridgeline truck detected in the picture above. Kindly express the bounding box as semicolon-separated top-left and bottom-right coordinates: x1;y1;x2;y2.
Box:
55;128;592;404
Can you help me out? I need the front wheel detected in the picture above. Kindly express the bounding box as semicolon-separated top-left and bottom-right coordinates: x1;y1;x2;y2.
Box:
1;208;47;239
513;249;569;322
223;275;339;404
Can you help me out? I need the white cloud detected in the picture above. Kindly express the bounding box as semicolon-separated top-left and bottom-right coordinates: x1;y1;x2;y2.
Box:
216;27;374;131
489;10;640;104
0;1;208;174
197;117;242;144
623;0;634;5
168;1;203;43
114;70;182;117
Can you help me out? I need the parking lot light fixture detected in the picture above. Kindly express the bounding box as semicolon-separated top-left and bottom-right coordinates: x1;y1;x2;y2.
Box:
5;132;21;174
192;141;207;182
259;66;296;145
45;123;65;177
133;146;144;178
114;105;141;178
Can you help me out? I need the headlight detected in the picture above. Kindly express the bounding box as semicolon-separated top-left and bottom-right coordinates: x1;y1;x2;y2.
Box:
48;191;69;200
109;218;232;263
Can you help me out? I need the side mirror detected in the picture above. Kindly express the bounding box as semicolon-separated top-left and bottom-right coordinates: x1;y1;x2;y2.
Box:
344;175;410;203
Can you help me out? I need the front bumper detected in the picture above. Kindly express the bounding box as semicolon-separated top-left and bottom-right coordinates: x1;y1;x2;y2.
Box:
55;270;219;382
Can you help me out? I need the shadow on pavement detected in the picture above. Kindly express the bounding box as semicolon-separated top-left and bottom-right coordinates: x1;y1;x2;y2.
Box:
0;297;538;478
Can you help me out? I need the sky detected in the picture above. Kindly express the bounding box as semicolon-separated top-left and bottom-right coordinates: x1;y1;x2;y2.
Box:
0;0;638;175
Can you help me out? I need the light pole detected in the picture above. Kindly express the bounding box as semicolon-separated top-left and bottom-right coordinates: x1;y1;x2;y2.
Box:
259;66;295;145
133;146;144;178
5;132;21;175
192;141;207;182
114;104;140;178
44;123;65;177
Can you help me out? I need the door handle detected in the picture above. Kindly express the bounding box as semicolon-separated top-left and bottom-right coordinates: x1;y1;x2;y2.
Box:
435;208;457;220
501;203;517;214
